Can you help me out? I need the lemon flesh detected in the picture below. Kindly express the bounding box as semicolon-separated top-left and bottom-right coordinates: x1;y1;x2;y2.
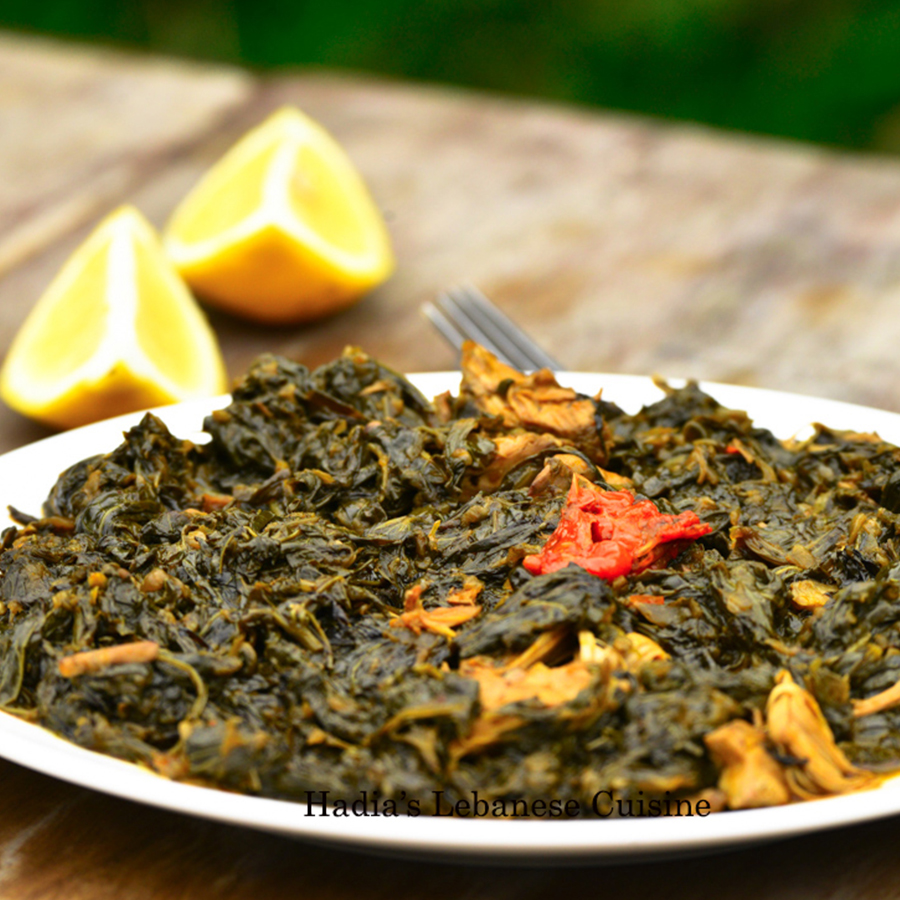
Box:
164;107;394;325
0;206;228;430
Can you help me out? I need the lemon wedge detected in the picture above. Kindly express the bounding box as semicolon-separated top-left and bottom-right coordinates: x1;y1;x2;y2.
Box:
0;206;227;430
163;107;395;325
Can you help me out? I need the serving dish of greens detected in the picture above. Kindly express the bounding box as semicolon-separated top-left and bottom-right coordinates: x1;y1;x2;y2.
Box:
4;344;900;861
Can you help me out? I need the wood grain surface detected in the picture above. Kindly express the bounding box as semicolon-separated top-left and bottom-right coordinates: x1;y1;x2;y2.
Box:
4;32;900;899
1;756;900;900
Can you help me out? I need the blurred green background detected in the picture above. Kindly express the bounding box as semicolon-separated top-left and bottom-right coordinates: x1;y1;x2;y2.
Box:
3;0;900;153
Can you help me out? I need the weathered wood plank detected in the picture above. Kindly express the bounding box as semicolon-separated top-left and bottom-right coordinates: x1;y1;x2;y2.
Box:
127;74;900;413
0;757;899;899
252;75;900;411
0;34;254;275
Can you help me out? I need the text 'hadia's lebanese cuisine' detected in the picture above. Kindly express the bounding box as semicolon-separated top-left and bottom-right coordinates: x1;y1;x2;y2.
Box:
4;342;900;818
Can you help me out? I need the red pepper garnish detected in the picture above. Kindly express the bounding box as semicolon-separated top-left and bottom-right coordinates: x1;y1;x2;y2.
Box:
523;479;712;580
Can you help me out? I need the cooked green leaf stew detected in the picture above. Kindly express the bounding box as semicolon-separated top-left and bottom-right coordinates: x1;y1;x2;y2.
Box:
3;343;900;816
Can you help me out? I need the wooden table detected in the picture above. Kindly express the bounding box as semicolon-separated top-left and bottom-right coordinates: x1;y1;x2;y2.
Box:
3;32;900;898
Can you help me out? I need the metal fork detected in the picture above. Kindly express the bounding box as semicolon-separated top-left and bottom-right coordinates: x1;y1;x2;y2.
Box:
422;285;563;372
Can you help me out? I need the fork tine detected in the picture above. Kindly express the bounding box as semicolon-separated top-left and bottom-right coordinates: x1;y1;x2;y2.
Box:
421;301;467;352
448;284;563;371
433;290;533;370
426;285;565;372
424;298;517;365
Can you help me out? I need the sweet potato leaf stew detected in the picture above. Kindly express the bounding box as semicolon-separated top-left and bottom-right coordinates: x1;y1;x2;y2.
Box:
4;341;900;817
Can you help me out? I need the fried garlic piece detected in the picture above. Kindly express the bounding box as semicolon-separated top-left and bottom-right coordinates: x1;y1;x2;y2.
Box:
474;431;563;492
530;453;597;498
458;342;523;424
461;657;594;712
451;657;593;764
579;631;668;670
507;375;603;459
460;341;605;462
623;632;670;667
705;720;790;809
789;579;836;610
578;631;623;667
766;670;876;800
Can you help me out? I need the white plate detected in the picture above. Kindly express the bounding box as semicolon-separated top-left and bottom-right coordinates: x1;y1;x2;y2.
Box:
4;372;900;863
